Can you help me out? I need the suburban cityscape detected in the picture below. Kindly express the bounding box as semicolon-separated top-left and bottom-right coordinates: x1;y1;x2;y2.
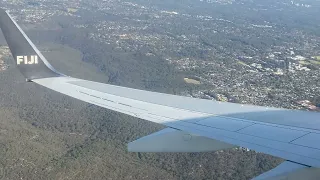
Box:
1;0;319;111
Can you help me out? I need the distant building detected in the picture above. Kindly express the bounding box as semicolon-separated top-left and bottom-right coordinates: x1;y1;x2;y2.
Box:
251;63;263;69
297;100;318;110
292;55;306;61
273;68;284;75
161;11;179;15
268;53;275;58
299;67;311;71
309;105;318;110
290;50;295;55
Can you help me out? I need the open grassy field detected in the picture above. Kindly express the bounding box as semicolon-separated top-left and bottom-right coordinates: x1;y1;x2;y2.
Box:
299;60;311;65
310;60;320;65
184;78;201;84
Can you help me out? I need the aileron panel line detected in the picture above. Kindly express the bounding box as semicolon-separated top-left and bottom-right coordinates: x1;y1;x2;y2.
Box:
292;133;320;150
196;116;254;131
165;121;320;168
238;124;309;143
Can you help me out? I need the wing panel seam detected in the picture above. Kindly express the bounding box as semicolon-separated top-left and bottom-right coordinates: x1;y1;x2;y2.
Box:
70;81;317;134
168;121;320;162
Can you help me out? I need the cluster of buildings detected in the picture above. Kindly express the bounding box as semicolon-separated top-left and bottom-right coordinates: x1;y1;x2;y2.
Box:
296;100;319;111
1;0;319;111
0;46;10;72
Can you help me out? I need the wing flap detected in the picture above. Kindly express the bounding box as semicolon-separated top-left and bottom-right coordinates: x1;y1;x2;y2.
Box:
165;120;320;168
128;128;235;152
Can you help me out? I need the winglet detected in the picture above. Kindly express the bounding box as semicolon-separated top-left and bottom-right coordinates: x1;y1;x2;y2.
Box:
0;9;65;81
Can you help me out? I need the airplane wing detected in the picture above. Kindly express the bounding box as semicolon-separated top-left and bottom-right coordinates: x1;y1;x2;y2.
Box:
1;9;320;179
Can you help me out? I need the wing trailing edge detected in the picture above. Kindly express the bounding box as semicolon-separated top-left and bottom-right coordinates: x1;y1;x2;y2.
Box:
128;128;235;152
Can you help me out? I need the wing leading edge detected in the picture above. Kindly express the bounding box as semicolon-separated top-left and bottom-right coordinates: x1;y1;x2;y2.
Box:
1;9;320;179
